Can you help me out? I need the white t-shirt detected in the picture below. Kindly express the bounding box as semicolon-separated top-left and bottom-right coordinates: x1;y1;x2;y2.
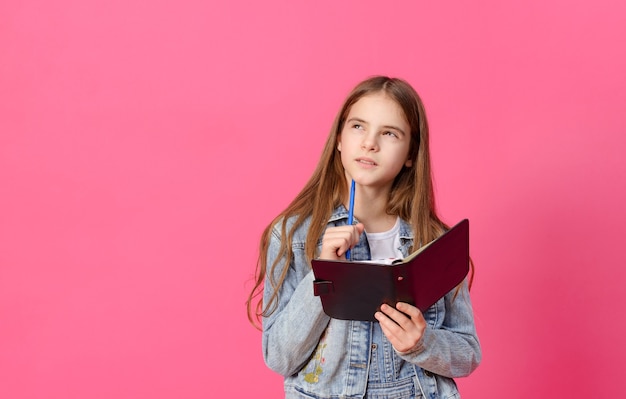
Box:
364;217;404;264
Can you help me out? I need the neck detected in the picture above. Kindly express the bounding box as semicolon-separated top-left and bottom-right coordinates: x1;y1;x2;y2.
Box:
348;186;396;233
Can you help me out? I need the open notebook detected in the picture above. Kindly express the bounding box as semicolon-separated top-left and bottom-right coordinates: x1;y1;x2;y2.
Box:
311;219;470;321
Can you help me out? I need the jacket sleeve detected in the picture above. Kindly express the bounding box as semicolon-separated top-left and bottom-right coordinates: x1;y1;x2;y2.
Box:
261;225;331;377
397;279;482;378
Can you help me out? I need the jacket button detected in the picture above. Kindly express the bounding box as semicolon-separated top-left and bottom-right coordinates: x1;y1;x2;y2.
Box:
424;370;434;377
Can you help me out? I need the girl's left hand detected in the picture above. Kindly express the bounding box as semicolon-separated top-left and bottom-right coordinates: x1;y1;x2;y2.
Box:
375;302;426;353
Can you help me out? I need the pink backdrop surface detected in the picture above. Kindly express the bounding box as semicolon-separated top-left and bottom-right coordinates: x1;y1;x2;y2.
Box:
1;0;625;397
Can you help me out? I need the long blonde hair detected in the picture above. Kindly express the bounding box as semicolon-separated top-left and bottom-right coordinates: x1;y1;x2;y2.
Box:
246;76;466;328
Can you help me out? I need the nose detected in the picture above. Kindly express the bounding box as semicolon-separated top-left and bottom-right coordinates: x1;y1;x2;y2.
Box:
361;132;379;152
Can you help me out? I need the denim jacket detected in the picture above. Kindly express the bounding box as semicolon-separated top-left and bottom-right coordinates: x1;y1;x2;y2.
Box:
262;206;481;398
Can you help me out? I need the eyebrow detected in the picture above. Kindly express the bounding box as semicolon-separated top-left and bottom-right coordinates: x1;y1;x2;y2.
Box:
347;117;407;137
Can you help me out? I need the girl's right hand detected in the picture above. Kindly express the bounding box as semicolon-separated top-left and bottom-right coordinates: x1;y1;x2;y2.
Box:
319;223;365;260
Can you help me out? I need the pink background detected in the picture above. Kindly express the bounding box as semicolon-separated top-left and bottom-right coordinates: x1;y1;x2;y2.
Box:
1;0;625;397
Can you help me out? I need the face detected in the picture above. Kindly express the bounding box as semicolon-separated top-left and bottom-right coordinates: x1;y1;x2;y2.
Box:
337;92;412;192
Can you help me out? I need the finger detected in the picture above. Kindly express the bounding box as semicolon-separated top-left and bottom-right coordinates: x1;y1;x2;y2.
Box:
391;303;426;333
333;236;352;257
395;302;424;323
330;225;361;243
350;223;364;247
320;225;363;259
320;237;352;259
375;310;411;350
379;303;411;325
336;223;362;257
375;305;425;353
354;223;365;236
324;226;361;242
374;309;403;336
379;303;425;335
320;229;359;259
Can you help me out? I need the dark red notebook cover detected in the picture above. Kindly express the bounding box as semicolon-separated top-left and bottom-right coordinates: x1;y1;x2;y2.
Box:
311;219;469;322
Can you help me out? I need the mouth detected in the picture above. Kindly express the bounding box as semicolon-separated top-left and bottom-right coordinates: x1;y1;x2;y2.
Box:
356;157;377;166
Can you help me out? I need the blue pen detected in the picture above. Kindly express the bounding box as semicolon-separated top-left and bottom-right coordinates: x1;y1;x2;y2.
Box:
346;179;355;260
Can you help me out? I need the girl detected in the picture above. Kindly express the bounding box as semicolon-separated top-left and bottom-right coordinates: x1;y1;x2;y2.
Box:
247;76;481;398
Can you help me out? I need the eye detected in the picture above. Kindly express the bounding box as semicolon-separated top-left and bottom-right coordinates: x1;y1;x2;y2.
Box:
383;130;399;138
352;123;363;130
